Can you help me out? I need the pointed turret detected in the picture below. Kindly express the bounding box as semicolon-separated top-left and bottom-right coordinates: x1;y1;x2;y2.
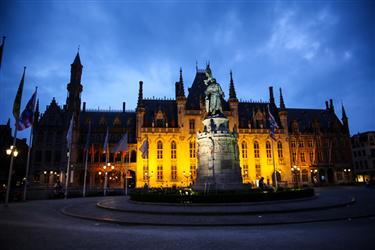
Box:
137;80;144;108
279;88;286;110
269;86;275;105
66;51;83;115
6;118;10;127
342;104;350;136
329;99;335;112
229;70;237;100
175;68;185;98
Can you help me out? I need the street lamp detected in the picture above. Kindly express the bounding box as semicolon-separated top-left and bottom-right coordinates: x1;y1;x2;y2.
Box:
6;145;18;157
344;168;351;183
103;163;115;196
183;171;192;187
291;165;300;187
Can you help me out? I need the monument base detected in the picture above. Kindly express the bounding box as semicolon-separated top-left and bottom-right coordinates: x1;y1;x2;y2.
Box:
194;116;243;191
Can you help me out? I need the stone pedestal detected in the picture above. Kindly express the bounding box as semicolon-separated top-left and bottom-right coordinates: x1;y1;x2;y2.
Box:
194;116;243;191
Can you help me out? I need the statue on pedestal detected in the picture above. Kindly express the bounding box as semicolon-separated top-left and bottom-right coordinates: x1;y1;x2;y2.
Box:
204;68;224;116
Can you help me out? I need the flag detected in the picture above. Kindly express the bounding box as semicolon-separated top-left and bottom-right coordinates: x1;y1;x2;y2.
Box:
139;136;148;159
16;87;37;131
13;67;26;120
103;127;109;153
84;121;91;151
0;36;5;70
268;104;279;140
111;133;128;153
66;115;74;148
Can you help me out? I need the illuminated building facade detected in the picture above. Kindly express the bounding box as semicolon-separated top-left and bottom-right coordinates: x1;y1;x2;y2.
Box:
30;53;353;189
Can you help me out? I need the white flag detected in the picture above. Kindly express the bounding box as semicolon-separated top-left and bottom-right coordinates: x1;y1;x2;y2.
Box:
66;115;74;149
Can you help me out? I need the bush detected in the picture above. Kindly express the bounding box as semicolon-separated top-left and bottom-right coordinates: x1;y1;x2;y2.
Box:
129;187;314;203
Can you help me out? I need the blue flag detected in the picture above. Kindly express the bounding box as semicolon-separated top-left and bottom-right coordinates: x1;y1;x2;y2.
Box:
103;127;109;153
268;105;279;140
16;87;37;131
111;133;128;153
139;136;149;159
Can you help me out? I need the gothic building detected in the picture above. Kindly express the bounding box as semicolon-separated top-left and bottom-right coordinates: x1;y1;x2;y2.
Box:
30;53;353;189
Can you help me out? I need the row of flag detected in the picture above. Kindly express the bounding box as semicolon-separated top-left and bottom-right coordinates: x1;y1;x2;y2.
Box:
12;67;38;132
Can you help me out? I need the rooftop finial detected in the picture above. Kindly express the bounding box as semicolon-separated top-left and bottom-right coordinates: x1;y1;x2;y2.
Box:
229;70;237;100
279;88;286;110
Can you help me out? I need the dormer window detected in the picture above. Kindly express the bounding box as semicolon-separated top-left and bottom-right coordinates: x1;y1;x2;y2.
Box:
155;110;166;127
113;117;121;126
99;117;106;126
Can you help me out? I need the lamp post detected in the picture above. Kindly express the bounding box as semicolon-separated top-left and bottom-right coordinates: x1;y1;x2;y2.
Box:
103;163;115;196
291;165;300;187
5;145;19;206
310;169;318;184
144;171;153;187
183;171;192;187
343;168;351;183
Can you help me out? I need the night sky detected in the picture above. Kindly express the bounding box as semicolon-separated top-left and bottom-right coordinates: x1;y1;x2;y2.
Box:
0;0;374;142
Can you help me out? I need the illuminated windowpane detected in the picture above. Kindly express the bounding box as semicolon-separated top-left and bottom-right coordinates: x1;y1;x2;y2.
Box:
157;165;163;180
302;169;308;182
254;141;260;158
310;152;314;162
241;141;247;159
171;141;177;159
243;164;248;178
292;152;296;162
266;141;271;158
277;141;283;158
301;152;305;162
171;165;177;180
189;141;196;158
255;164;261;178
157;141;163;159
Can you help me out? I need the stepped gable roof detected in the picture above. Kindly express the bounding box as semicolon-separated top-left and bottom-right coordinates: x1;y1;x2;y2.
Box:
39;98;66;127
79;111;137;143
238;102;281;129
286;108;342;133
186;71;229;111
142;99;178;128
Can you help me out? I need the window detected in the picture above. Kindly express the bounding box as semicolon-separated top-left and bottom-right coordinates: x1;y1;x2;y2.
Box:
130;150;137;162
308;140;313;147
291;140;296;148
243;165;249;178
266;141;272;158
318;152;323;161
277;141;283;158
241;141;247;159
189;141;196;158
292;152;296;163
190;163;197;178
157;165;163;180
171;165;177;180
301;152;305;162
35;150;42;162
254;141;260;158
171;141;177;159
143;164;149;181
54;151;61;163
310;152;314;163
189;119;195;130
299;140;304;148
157;141;163;159
255;164;261;178
45;150;52;163
302;169;308;182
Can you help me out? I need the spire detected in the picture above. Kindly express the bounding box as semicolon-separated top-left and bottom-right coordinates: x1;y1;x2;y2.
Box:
176;68;185;98
229;70;237;100
342;103;347;120
329;99;335;112
137;81;144;107
72;49;82;67
269;86;275;104
6;118;10;127
279;88;286;110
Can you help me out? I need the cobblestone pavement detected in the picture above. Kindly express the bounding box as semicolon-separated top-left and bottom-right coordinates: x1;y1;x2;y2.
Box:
0;186;374;250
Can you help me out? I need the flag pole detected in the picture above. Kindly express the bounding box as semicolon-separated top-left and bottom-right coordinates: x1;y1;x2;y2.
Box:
104;127;109;196
65;114;74;199
83;121;90;197
272;139;278;191
125;150;130;196
22;126;33;201
5;128;18;206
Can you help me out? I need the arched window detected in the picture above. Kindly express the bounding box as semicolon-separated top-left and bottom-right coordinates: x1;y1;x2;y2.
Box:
241;141;247;159
266;141;271;158
189;141;196;158
277;141;283;158
302;169;309;182
157;141;163;159
254;141;260;158
171;141;177;159
130;150;136;162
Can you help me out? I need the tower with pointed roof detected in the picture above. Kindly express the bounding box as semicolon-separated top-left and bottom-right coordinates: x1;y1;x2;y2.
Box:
278;88;288;132
342;104;349;136
228;71;239;131
66;52;83;116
